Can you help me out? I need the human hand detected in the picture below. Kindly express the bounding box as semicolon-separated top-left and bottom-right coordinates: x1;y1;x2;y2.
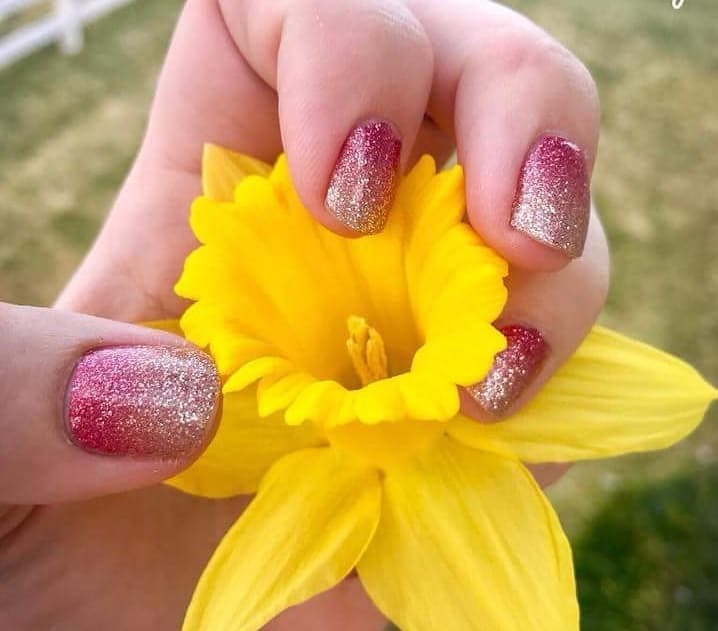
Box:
1;1;607;629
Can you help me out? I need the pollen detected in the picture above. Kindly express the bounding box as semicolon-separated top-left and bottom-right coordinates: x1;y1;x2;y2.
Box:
346;316;388;386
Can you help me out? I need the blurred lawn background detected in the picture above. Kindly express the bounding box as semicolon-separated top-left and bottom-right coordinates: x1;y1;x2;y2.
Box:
1;1;716;629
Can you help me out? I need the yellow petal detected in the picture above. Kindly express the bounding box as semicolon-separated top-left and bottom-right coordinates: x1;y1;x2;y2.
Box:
183;448;381;631
358;437;578;631
210;329;275;376
222;356;295;394
166;390;323;498
402;158;465;279
412;321;507;386
449;326;718;462
256;370;316;417
414;224;508;339
144;317;275;378
285;380;349;426
202;143;271;201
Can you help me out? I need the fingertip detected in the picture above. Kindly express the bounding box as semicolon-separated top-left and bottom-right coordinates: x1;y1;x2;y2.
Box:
458;387;495;424
324;119;403;235
465;134;591;272
65;344;220;463
461;324;550;422
282;117;404;237
478;223;581;272
508;135;591;259
2;305;223;503
465;184;578;273
272;1;432;237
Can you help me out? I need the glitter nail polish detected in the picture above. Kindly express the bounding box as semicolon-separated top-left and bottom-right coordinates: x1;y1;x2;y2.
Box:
65;345;220;458
325;119;401;234
510;135;590;258
467;325;549;417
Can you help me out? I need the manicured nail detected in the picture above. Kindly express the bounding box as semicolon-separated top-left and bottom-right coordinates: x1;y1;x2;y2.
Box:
467;325;549;417
510;135;590;258
325;119;401;234
66;345;220;458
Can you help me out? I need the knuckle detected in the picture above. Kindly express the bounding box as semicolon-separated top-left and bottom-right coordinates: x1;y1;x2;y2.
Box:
478;25;601;135
499;29;565;74
484;26;558;75
488;26;600;108
278;0;434;79
358;1;433;64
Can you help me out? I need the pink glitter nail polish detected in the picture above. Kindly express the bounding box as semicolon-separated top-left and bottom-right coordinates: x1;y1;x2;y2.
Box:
467;325;549;417
325;119;401;234
65;345;220;458
510;135;590;258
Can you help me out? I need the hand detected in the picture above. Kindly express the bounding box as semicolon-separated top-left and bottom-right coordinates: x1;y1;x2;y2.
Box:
1;1;608;629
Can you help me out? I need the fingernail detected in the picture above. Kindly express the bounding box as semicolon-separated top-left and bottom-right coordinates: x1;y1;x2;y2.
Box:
510;135;590;258
325;119;401;234
66;345;220;458
467;325;549;417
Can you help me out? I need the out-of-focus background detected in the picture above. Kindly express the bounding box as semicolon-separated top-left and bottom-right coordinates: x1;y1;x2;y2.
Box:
1;0;716;628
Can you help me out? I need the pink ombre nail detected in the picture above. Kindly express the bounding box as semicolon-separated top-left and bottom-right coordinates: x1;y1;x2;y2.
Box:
510;135;590;258
467;325;549;417
325;119;401;234
65;345;220;458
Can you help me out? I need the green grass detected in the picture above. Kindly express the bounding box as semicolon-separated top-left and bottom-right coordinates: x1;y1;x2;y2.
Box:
0;0;183;303
1;1;717;629
575;465;718;631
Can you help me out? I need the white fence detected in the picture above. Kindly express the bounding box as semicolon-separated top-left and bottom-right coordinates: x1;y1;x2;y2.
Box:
0;0;134;70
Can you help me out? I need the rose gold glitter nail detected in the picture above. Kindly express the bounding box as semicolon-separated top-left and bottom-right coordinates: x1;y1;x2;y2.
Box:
325;119;401;234
510;135;590;258
65;345;220;459
467;325;549;418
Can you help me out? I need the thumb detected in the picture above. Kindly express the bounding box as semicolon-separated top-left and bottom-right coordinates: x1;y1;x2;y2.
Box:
0;303;220;504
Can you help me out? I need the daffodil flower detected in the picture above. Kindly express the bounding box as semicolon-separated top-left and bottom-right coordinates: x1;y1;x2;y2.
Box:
155;145;716;631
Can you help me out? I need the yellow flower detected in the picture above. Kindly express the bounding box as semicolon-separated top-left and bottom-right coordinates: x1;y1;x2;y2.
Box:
158;144;717;631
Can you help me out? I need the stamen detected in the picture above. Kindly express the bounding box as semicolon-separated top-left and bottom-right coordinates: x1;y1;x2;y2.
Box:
346;316;388;386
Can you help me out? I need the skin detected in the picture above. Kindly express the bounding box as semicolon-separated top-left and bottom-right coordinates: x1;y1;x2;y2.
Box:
0;1;608;628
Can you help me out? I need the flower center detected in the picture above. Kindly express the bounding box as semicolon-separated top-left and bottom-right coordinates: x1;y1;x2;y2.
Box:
346;316;388;386
327;315;443;469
